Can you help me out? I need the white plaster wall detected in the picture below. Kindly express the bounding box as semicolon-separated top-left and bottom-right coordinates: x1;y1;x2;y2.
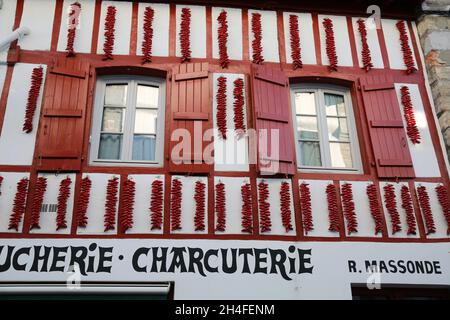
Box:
379;181;420;238
57;0;96;54
248;10;279;63
171;175;208;234
214;176;251;235
415;182;450;239
382;19;418;70
136;3;170;57
0;63;47;166
18;0;55;51
176;5;206;59
299;180;339;238
213;73;249;172
212;7;243;61
97;1;132;55
340;181;383;238
29;173;76;235
0;0;17;62
125;174;164;234
77;173;120;235
0;172;30;233
352;17;384;69
283;12;316;65
256;178;296;236
318;15;353;67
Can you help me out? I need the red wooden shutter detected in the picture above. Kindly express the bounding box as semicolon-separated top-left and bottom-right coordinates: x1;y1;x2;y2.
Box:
359;75;415;178
35;59;90;171
169;62;211;173
250;65;296;175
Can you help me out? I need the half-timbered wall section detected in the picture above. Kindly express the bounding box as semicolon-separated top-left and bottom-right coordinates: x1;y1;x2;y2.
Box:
0;0;449;243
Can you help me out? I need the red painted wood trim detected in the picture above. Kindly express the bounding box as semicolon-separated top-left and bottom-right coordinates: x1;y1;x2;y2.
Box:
207;174;214;235
173;112;209;121
129;1;139;56
0;66;15;136
206;6;213;60
407;21;423;73
50;67;87;78
370;120;404;128
90;0;102;54
311;13;322;65
256;111;288;123
408;180;427;240
376;21;391;69
13;0;24;30
277;11;286;65
254;73;286;86
346;16;359;68
168;4;176;57
50;0;64;52
378;159;413;167
242;9;249;61
363;83;395;91
40;151;80;159
174;70;208;81
43;109;83;118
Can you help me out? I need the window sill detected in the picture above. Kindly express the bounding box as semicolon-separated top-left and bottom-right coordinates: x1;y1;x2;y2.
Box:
90;160;163;168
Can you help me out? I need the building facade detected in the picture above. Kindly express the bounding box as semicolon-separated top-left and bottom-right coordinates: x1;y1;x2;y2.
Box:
0;0;449;299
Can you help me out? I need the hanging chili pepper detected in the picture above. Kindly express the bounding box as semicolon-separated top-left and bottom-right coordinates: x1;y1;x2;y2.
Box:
258;180;271;233
66;2;81;57
299;182;313;234
417;185;435;235
383;184;402;234
56;177;72;230
326;183;340;232
0;176;3;195
120;178;135;232
241;182;253;233
251;13;264;64
194;180;206;231
366;183;383;235
103;5;117;60
216;76;228;140
76;176;91;228
396;20;417;74
323;18;338;72
215;182;226;232
150;179;163;230
170;178;183;231
30;177;47;230
289;15;302;69
104;176;119;231
341;183;358;234
233;78;246;138
401;185;417;235
435;184;450;235
217;10;230;68
179;8;192;62
8;178;29;231
356;19;373;72
142;6;155;64
280;182;293;233
23;66;44;133
400;86;421;144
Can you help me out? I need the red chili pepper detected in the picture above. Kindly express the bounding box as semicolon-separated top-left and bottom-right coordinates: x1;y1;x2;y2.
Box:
366;184;383;235
216;76;228;140
401;185;417;235
341;183;358;234
8;178;29;231
258;181;271;233
435;184;450;235
289;15;302;69
217;10;230;68
215;182;226;232
194;180;206;231
326;184;340;232
76;176;91;228
66;2;81;57
120;178;135;232
30;177;47;230
104;176;119;231
357;19;373;72
179;8;192;62
241;183;253;233
233;78;246;138
56;177;72;230
323;18;338;72
170;178;183;231
299;183;313;234
103;5;117;60
150;179;164;230
23;66;44;133
280;182;293;232
417;186;435;234
396;20;417;74
251;13;264;64
141;6;154;64
400;86;421;144
383;184;402;234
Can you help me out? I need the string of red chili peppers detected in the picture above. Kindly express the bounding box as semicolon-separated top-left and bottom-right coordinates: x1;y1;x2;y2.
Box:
258;180;271;233
435;184;450;235
180;8;192;62
170;178;182;231
150;179;163;230
76;176;91;228
400;86;421;144
233;78;246;138
396;20;417;74
289;14;302;69
299;182;313;234
215;181;226;232
142;6;154;64
383;184;402;234
400;185;417;235
323;18;338;72
357;19;373;72
366;183;383;235
8;178;29;231
194;180;206;231
326;184;340;232
416;185;435;235
241;182;253;233
341;183;358;234
56;177;72;230
104;176;119;232
66;2;81;57
103;5;117;60
23;66;44;134
30;176;47;230
216;76;228;140
251;13;264;64
280;182;293;233
120;178;135;232
217;10;230;68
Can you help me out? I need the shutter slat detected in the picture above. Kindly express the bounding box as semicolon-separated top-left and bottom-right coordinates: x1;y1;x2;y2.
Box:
174;71;208;81
50;66;87;79
173;112;209;121
43;109;83;118
256;112;289;123
363;83;395;91
378;159;413;167
370;120;404;128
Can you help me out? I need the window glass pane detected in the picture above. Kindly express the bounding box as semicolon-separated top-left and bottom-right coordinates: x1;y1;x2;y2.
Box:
325;93;346;116
330;142;353;168
101;107;124;133
105;84;127;106
98;134;122;160
137;85;159;108
135;109;157;134
132;135;156;161
295;92;316;115
297;116;319;140
299;141;322;166
327;118;349;141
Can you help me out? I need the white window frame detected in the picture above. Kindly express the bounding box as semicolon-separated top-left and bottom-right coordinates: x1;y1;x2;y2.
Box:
90;75;166;167
290;83;362;173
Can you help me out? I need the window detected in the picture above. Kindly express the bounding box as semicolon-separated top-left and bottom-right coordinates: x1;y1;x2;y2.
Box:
291;84;361;172
90;76;165;166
